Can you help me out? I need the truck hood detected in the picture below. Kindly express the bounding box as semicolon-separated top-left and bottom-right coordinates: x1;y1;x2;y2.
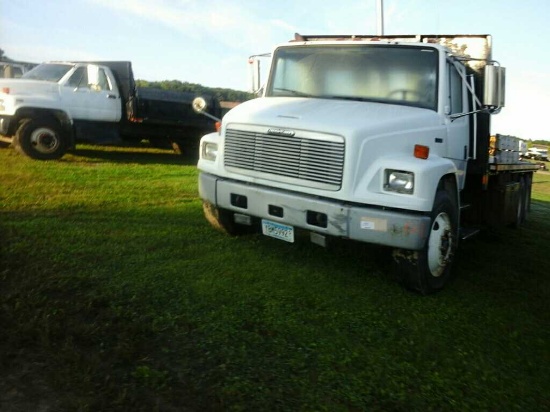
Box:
223;97;441;136
0;79;59;95
224;97;441;137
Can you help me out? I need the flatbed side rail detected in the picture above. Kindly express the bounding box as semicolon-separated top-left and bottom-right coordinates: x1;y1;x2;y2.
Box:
489;163;540;173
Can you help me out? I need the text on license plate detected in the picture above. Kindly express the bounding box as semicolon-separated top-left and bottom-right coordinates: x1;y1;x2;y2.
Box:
261;219;294;243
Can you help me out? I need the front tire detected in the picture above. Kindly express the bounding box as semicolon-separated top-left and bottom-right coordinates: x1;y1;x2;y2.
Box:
393;190;458;295
14;118;68;160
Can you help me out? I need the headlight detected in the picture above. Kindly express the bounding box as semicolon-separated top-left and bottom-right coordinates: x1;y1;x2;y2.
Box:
202;142;218;161
384;170;414;194
0;99;4;111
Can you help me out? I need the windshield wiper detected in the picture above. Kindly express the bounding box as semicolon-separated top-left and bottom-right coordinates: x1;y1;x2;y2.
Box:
319;95;372;102
272;88;313;97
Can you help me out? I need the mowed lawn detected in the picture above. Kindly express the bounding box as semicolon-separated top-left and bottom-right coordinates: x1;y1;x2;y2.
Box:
1;144;549;411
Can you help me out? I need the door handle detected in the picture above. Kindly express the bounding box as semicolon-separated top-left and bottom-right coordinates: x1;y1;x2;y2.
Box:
107;94;117;99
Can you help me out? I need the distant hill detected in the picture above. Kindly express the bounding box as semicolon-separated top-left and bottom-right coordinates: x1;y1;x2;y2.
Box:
136;79;254;103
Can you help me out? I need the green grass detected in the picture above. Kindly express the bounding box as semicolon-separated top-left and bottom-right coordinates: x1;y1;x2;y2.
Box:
1;144;549;411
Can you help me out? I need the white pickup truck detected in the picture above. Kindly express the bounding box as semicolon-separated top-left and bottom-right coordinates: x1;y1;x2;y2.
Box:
0;61;220;159
523;147;549;162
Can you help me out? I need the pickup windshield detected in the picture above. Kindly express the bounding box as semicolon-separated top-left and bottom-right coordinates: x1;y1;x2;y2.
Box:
267;45;438;111
22;63;74;82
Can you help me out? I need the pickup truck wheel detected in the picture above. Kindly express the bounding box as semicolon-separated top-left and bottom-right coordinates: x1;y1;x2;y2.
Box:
14;118;67;160
393;190;458;295
203;201;257;236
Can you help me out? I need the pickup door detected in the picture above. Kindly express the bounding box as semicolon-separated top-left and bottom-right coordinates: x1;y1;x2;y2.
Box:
60;64;122;122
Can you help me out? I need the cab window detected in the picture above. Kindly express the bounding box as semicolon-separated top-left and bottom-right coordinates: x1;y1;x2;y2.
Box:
449;65;463;114
66;67;87;88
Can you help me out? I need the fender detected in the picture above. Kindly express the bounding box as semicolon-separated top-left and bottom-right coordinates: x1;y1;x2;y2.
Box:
354;153;458;212
8;107;74;147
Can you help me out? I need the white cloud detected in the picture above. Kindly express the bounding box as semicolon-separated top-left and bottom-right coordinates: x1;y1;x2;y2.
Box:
492;69;550;140
271;19;299;34
3;43;99;64
86;0;289;53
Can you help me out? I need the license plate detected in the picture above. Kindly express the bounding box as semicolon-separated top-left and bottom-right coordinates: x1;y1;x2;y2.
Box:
261;219;294;243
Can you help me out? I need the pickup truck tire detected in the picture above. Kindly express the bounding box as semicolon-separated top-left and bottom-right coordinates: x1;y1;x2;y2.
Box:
203;201;257;236
14;118;67;160
393;189;458;295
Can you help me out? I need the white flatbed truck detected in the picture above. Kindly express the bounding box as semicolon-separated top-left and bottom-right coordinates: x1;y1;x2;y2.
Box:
193;34;538;294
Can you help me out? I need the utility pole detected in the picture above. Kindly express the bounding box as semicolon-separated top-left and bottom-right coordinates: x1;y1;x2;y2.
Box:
376;0;385;35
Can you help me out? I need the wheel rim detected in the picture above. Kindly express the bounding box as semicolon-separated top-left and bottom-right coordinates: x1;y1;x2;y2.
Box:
30;127;60;154
427;212;453;277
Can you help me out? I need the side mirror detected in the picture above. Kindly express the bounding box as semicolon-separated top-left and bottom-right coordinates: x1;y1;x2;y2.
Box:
192;97;221;122
483;65;505;108
192;96;207;114
248;58;261;93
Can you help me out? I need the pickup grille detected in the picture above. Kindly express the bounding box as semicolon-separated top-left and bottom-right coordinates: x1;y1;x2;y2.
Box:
224;127;345;190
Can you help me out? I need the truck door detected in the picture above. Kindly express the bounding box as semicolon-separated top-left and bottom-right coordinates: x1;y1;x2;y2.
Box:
61;64;121;122
445;62;469;189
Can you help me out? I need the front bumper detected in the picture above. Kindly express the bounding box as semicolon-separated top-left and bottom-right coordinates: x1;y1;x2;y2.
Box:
199;172;431;250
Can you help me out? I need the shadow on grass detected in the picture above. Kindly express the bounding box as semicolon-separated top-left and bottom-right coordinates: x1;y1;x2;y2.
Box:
68;144;198;166
1;201;549;411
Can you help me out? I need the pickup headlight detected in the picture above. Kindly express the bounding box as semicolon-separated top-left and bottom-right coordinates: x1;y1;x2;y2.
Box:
384;170;414;194
202;142;218;161
0;99;4;111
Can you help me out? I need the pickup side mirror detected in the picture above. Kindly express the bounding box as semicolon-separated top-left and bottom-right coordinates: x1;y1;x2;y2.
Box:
483;65;505;108
192;97;221;122
192;97;208;114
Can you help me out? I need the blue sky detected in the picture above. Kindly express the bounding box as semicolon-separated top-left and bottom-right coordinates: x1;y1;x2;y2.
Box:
2;0;550;140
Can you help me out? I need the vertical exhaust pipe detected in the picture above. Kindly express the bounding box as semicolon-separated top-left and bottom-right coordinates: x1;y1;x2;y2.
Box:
376;0;384;36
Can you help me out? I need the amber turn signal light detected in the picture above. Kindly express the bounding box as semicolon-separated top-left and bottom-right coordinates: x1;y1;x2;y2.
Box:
414;144;429;159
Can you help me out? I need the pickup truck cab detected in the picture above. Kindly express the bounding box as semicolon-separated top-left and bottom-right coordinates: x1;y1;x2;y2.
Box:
0;62;121;159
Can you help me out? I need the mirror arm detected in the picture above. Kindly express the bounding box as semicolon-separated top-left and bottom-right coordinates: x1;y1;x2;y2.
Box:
449;108;490;122
200;111;221;123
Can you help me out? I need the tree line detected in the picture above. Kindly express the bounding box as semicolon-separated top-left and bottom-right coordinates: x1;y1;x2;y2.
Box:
135;79;255;103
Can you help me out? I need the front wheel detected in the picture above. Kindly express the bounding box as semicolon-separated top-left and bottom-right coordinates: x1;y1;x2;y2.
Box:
14;118;68;160
393;190;458;294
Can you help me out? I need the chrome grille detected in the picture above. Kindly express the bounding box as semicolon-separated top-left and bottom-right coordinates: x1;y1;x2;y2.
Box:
224;128;344;189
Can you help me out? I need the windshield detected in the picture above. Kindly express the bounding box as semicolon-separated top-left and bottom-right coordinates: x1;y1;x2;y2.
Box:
22;63;73;82
266;45;438;111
